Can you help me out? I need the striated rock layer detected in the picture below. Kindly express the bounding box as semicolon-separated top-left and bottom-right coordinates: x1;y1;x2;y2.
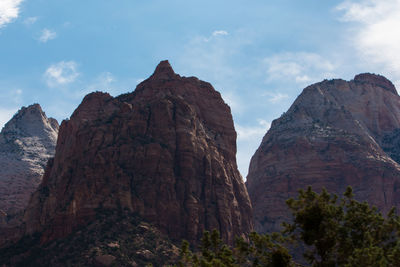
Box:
23;60;253;245
0;104;58;215
247;73;400;233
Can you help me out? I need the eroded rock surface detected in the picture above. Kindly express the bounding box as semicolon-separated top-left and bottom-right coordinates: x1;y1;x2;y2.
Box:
247;73;400;233
23;60;253;245
0;104;58;215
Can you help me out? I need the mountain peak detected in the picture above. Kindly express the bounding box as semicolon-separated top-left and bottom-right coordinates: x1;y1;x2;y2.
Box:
0;103;58;215
22;61;252;247
25;103;43;112
1;103;58;140
151;60;176;80
247;73;400;234
354;73;397;95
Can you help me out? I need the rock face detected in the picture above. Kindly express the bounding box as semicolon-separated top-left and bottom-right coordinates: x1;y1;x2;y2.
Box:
24;60;253;245
246;73;400;233
0;104;58;215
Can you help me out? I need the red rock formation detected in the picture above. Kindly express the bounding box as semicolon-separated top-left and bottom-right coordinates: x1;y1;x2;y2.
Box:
24;60;253;245
0;104;58;215
246;73;400;233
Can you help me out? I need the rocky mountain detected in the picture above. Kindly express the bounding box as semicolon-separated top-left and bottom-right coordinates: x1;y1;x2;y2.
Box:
246;73;400;233
21;60;252;250
0;104;58;216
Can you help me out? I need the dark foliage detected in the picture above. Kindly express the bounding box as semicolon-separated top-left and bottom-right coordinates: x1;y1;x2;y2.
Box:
178;187;400;267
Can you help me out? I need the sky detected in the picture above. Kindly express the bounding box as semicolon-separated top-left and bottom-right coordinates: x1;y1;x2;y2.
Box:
1;0;400;177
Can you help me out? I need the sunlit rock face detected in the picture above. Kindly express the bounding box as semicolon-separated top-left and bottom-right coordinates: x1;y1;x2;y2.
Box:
24;60;253;245
247;73;400;233
0;104;58;215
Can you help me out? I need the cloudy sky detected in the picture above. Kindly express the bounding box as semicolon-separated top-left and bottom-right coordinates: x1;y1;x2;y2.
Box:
1;0;399;177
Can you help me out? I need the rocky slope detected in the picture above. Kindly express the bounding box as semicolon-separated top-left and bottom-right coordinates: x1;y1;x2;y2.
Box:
22;60;253;247
0;104;58;215
1;209;179;266
246;73;400;233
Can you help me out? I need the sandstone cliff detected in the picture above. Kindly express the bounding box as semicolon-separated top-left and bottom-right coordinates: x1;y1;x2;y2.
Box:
246;73;400;233
23;60;253;246
0;104;58;215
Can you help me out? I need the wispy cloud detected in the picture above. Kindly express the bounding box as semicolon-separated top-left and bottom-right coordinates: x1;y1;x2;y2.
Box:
236;119;270;141
177;30;252;115
39;28;57;43
212;30;228;37
263;52;336;85
263;92;289;103
23;16;37;25
77;72;116;97
236;119;271;177
44;61;79;87
202;30;230;42
11;88;22;103
0;0;23;28
336;0;400;80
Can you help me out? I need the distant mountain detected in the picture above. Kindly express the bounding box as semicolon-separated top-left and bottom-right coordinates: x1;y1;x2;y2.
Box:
1;61;252;265
0;104;58;216
247;73;400;233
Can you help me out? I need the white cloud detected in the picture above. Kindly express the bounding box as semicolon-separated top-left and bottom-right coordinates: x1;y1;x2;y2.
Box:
263;52;336;85
39;28;57;43
0;108;17;130
263;92;289;103
236;119;271;177
76;71;140;98
220;91;243;113
201;30;230;42
12;88;22;103
236;119;270;141
177;30;253;115
0;0;23;28
23;16;37;25
78;72;116;97
212;30;228;37
336;0;400;78
44;61;79;87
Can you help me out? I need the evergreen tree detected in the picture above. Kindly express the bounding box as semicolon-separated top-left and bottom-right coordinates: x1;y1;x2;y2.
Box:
177;186;400;266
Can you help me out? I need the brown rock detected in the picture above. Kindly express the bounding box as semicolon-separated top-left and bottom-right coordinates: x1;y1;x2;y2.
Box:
0;210;6;226
94;254;116;266
23;60;253;245
247;73;400;233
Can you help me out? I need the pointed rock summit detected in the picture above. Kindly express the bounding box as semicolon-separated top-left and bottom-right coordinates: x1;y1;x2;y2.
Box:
23;60;253;246
152;60;176;77
247;73;400;233
0;104;58;215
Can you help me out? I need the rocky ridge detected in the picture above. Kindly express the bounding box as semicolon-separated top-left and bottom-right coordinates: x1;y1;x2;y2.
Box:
22;60;253;247
0;104;58;216
246;73;400;233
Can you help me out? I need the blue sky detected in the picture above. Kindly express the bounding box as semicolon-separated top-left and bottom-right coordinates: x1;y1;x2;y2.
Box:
1;0;400;177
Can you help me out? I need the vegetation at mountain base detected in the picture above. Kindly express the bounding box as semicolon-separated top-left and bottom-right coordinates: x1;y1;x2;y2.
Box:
2;186;400;266
177;230;292;267
177;187;400;267
0;209;179;266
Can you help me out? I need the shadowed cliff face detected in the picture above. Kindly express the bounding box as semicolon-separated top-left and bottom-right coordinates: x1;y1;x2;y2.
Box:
0;104;58;215
23;60;253;245
246;73;400;233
